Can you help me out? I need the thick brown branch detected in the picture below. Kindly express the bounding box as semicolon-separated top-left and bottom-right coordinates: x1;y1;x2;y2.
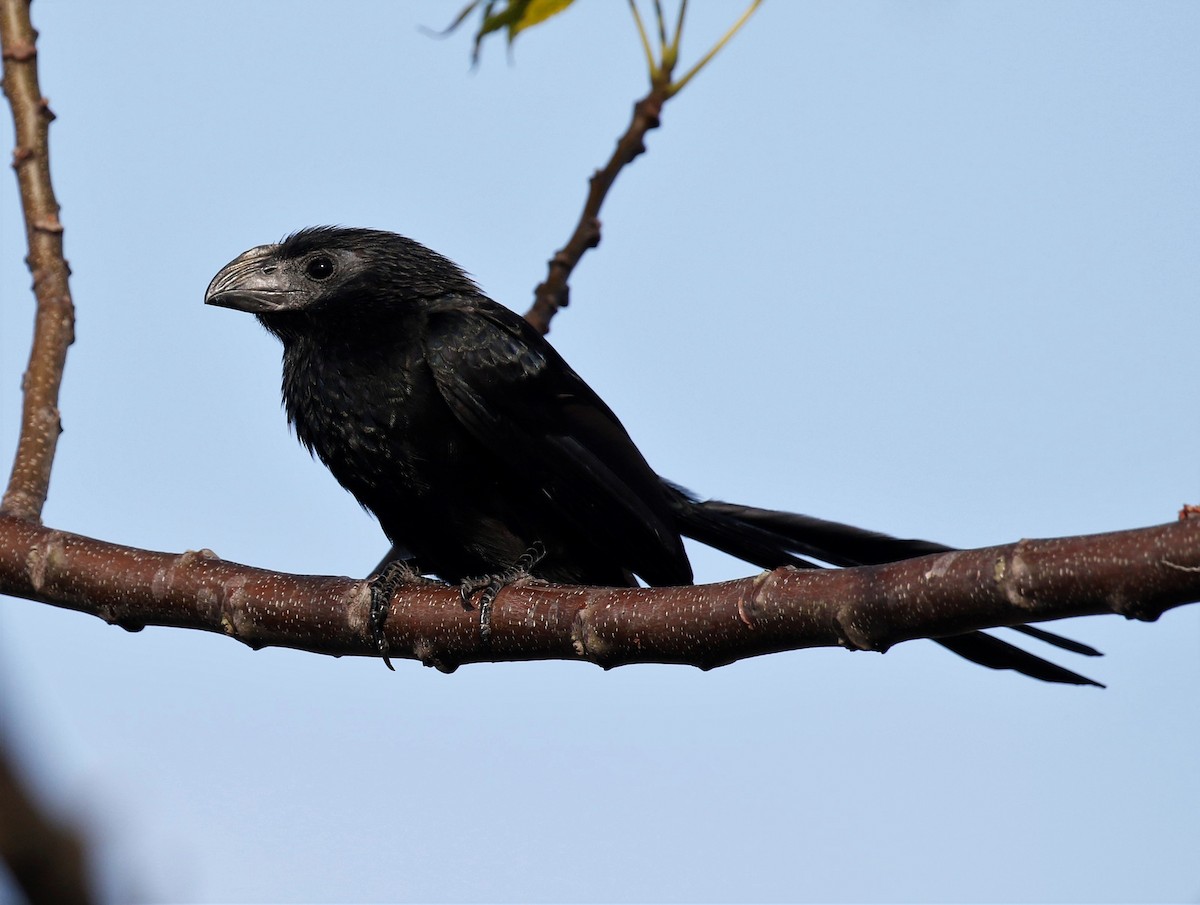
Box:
2;514;1196;674
524;86;667;335
0;0;74;522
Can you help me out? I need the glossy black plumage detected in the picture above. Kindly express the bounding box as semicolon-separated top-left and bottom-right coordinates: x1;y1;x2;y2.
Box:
205;227;1100;685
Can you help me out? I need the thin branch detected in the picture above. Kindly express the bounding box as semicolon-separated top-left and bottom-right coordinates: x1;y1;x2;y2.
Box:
0;0;74;523
669;0;762;97
667;0;689;70
524;84;668;335
653;0;668;52
2;514;1196;674
627;0;657;77
524;2;763;334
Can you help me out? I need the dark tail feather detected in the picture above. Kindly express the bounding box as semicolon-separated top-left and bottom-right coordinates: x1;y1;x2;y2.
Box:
683;498;954;568
667;488;1101;686
1010;624;1102;657
936;633;1104;687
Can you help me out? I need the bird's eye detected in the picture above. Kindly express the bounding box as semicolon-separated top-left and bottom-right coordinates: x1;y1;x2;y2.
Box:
305;256;334;280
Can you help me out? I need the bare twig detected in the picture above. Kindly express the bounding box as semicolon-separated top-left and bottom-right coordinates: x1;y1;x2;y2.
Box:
524;84;668;334
526;2;762;334
669;0;762;96
628;0;655;72
2;514;1196;675
0;0;74;522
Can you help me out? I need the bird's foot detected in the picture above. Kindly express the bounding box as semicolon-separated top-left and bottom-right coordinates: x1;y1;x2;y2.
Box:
459;543;546;643
367;559;429;670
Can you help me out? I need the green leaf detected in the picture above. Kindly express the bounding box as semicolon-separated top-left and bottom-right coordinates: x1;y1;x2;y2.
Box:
507;0;576;38
444;0;577;63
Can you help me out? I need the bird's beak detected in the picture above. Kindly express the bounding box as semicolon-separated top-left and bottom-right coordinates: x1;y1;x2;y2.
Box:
205;243;302;314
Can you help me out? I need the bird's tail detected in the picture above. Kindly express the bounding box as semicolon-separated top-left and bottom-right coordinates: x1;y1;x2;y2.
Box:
667;487;1102;687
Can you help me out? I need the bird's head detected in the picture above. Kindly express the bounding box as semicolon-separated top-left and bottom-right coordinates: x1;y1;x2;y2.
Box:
205;226;477;340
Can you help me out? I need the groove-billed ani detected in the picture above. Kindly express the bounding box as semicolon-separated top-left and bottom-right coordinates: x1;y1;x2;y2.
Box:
205;226;1100;685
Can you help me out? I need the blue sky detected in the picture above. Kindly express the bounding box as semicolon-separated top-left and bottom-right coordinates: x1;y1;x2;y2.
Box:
2;2;1198;902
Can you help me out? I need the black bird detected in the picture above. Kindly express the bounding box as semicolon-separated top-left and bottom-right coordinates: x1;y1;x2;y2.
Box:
205;226;1100;685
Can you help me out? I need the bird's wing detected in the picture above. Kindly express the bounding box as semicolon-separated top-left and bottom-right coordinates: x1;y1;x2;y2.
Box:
421;300;691;585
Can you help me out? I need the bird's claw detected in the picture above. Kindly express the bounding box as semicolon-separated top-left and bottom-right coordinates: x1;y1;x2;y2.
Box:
459;543;546;643
367;559;423;670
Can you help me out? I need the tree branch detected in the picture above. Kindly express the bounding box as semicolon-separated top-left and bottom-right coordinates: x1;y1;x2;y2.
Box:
523;2;763;334
3;513;1196;674
0;0;74;523
524;85;667;335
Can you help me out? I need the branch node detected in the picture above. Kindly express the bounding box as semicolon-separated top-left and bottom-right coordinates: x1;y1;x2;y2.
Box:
633;93;662;131
25;528;63;591
219;578;259;641
1;40;35;63
412;639;458;673
1110;591;1163;623
834;607;882;652
736;570;771;627
572;603;620;667
31;214;63;234
996;545;1038;610
580;215;601;249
